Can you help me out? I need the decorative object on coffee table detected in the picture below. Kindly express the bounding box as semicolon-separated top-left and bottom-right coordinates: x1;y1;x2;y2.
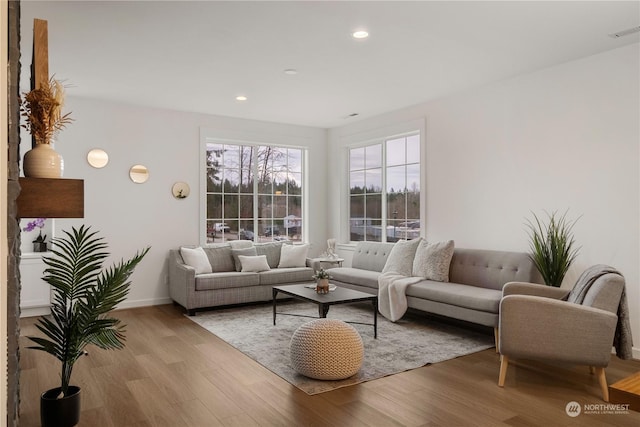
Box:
290;318;364;380
526;210;581;287
312;268;332;294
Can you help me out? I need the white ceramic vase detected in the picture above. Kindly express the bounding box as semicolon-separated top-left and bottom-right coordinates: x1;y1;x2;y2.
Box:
23;144;64;178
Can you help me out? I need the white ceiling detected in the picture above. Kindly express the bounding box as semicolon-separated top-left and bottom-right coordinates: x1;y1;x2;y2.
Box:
20;1;640;129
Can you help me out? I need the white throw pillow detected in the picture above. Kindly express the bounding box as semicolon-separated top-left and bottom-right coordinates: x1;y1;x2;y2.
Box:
239;255;271;273
412;240;455;282
180;247;212;274
381;238;422;276
278;244;310;268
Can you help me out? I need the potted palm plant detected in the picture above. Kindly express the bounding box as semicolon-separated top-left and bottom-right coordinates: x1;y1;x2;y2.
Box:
27;225;149;427
526;210;580;287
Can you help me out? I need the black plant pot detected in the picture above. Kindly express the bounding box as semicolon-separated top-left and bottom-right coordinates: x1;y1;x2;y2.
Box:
40;386;81;427
33;242;47;252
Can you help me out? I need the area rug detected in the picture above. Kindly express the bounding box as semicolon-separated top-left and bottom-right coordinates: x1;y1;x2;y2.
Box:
187;301;493;394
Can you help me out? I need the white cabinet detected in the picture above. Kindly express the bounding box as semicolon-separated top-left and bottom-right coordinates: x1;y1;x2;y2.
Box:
20;253;51;317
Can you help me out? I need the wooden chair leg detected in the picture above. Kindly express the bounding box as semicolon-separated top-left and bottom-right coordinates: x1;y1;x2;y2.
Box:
589;366;595;375
498;355;509;387
494;328;499;353
594;367;609;402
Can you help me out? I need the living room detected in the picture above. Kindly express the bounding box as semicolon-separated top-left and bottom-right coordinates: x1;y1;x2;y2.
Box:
3;1;640;425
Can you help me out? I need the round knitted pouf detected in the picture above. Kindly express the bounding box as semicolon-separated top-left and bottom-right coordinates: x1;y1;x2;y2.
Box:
290;319;364;380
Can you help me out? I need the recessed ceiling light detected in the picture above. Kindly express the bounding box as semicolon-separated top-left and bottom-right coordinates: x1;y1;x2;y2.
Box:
283;69;298;75
236;95;247;101
352;30;369;39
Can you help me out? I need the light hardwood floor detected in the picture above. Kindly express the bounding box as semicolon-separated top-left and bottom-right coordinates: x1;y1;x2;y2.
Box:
19;304;640;426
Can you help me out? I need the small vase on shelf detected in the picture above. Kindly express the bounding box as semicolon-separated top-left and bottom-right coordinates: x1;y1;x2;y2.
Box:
23;144;64;178
20;76;73;179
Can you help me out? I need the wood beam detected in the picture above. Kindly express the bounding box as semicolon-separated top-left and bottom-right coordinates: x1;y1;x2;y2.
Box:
32;18;48;90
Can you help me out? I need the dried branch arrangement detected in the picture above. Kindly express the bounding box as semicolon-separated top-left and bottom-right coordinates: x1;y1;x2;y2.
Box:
20;77;73;144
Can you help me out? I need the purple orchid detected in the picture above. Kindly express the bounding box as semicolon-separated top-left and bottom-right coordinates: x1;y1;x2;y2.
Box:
23;218;46;232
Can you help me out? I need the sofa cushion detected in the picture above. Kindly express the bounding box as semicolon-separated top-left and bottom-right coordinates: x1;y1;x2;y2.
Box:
195;272;260;291
352;242;395;272
278;244;310;268
259;267;315;286
329;267;381;290
203;245;235;272
449;248;542;291
406;280;502;313
239;255;271;273
180;247;212;274
232;247;258;271
382;238;422;276
255;242;282;269
412;240;455;282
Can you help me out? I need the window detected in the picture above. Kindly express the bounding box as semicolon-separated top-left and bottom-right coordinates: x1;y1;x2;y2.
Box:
349;133;420;242
205;142;303;243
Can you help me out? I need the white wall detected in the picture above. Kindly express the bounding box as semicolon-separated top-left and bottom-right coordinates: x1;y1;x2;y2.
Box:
37;99;327;308
328;44;640;355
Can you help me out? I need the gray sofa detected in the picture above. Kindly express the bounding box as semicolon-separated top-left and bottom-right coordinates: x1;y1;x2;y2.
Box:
168;242;314;315
329;241;542;342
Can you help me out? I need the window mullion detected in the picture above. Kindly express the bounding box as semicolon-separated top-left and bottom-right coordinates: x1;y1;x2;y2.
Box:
381;139;387;243
252;146;259;242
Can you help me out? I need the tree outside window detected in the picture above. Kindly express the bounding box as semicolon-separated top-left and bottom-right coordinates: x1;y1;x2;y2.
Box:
206;143;303;243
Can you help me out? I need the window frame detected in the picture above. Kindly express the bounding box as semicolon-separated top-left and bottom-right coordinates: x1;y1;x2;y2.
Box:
200;134;306;246
343;119;425;243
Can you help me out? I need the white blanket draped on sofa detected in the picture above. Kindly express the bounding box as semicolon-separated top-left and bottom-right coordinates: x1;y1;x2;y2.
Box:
378;272;422;322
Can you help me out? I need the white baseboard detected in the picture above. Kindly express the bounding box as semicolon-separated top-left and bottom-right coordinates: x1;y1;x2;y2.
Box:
20;306;50;318
632;346;640;360
20;298;173;318
116;297;173;310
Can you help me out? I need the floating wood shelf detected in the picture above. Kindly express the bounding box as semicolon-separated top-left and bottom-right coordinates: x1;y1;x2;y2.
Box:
17;177;84;218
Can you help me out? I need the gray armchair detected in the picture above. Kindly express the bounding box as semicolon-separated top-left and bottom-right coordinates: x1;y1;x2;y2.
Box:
497;265;632;401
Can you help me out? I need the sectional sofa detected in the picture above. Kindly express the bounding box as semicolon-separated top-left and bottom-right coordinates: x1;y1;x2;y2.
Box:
169;239;542;346
329;241;543;344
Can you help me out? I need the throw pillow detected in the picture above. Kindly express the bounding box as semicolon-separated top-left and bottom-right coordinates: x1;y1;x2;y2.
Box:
412;240;455;282
255;242;283;269
179;247;212;274
381;238;422;276
203;245;235;272
232;247;258;272
228;240;253;250
239;255;271;273
278;243;310;268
